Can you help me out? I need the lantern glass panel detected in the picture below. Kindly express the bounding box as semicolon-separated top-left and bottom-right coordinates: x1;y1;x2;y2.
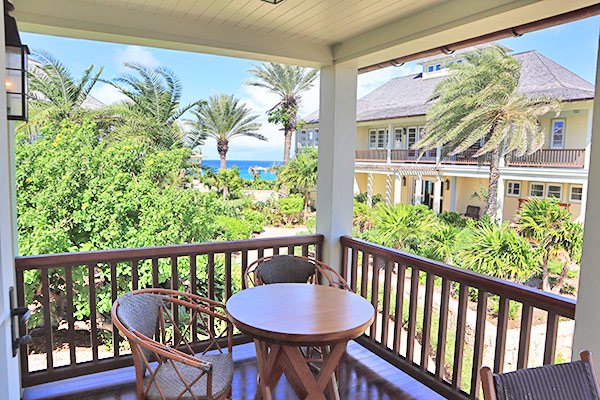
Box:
5;68;21;93
7;93;23;117
6;45;22;69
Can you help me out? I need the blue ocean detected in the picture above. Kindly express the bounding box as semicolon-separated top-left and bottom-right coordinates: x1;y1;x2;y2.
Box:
201;159;282;181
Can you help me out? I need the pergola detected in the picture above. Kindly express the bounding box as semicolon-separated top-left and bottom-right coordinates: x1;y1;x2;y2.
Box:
1;1;600;398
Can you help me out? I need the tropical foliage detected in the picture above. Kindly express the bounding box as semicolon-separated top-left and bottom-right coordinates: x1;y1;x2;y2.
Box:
247;63;318;164
516;199;583;292
416;46;560;217
187;94;264;170
277;147;318;219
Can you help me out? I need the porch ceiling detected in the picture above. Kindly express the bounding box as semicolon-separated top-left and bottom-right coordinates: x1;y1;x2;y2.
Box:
13;0;599;68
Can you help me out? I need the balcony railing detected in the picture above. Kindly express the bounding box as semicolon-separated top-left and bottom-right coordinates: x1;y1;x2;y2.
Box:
355;148;585;168
340;236;576;400
15;235;576;400
14;234;323;387
506;148;585;168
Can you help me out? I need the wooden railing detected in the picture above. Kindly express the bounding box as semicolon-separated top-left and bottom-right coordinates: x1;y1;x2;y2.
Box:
506;149;585;168
340;236;576;400
15;234;324;387
356;149;387;161
390;149;437;163
443;149;491;165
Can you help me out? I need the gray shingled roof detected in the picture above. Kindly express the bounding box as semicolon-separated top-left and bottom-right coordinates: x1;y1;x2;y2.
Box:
304;50;594;124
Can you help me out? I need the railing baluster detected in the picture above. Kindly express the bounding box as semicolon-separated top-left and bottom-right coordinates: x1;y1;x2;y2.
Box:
393;264;406;355
110;262;119;357
406;267;419;364
208;253;215;335
370;256;380;341
171;257;179;344
88;264;99;362
452;284;468;390
435;278;450;380
190;254;197;342
16;270;29;374
287;245;294;256
494;297;509;373
241;250;249;289
517;304;533;369
273;246;280;255
360;252;369;297
131;259;139;290
225;251;232;301
544;312;559;365
471;290;488;398
301;244;309;257
341;244;349;282
65;266;76;365
380;260;393;348
258;248;265;260
151;258;159;288
41;268;53;370
350;248;359;293
420;273;434;371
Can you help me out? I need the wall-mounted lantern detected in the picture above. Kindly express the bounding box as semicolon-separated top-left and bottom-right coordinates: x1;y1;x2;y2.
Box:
445;179;450;190
4;1;28;121
402;176;407;187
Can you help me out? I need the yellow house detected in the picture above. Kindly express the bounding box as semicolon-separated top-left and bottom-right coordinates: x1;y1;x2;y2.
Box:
298;45;594;222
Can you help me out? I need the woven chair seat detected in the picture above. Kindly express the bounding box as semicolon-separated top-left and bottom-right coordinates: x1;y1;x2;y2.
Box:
494;360;600;400
255;254;316;284
145;353;234;400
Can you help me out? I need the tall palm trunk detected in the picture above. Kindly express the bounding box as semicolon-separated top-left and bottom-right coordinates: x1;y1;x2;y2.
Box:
486;147;501;218
541;251;551;292
217;139;229;170
283;128;293;165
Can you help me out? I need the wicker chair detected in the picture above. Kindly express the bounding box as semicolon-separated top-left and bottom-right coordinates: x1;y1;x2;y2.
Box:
481;351;600;400
112;288;234;400
243;254;350;290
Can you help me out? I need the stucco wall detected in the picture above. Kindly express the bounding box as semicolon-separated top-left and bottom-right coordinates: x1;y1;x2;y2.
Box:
539;109;590;149
454;177;488;215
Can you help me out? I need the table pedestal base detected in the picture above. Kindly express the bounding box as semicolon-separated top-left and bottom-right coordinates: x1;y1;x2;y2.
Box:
253;339;347;400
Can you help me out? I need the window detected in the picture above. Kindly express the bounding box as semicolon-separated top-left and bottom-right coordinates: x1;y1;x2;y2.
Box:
369;129;388;149
393;128;403;149
546;184;562;200
435;64;442;71
307;129;314;141
506;181;521;197
407;127;418;148
314;129;319;141
529;182;545;198
570;185;583;202
427;65;434;72
551;119;565;149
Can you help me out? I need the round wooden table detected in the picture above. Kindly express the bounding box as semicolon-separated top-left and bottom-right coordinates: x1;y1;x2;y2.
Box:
226;283;374;400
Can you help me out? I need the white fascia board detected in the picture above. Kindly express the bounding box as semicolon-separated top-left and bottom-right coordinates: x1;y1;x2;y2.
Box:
334;0;597;67
15;0;332;67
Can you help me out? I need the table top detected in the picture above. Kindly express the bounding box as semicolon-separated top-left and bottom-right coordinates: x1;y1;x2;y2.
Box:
226;283;375;344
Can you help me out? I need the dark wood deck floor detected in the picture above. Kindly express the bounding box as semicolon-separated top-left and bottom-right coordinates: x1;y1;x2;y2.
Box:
23;341;446;400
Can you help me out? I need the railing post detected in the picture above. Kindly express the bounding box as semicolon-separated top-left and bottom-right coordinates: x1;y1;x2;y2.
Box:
386;123;393;164
393;173;402;205
316;63;358;274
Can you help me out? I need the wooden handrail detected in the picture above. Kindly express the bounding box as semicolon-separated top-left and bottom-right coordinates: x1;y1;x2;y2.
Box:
340;236;575;317
15;234;324;269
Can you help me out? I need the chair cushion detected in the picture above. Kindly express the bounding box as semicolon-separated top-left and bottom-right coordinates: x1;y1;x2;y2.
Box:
145;353;233;400
494;360;600;400
255;255;316;284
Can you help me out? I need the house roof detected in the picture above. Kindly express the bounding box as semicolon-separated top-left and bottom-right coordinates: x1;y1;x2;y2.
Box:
304;50;595;124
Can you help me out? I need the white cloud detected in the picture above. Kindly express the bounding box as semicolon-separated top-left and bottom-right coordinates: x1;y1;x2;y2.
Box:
114;45;160;70
90;82;129;105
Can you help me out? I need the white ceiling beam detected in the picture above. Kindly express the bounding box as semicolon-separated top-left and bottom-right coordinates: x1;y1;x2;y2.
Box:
13;0;333;67
333;0;599;67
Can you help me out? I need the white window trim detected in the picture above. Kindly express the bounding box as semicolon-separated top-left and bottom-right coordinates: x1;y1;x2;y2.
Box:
369;128;388;150
569;185;583;203
506;181;521;197
546;184;563;201
529;182;545;198
550;119;566;150
406;126;418;149
393;127;404;149
368;130;377;149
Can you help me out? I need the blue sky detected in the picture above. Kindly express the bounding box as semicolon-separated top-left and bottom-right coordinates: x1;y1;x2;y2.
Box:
21;15;599;161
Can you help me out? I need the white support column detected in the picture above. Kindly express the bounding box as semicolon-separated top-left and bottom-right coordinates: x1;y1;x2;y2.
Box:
495;177;505;222
386;123;393;163
393;173;402;205
414;177;423;205
433;177;442;213
316;63;357;273
385;174;393;205
574;41;600;368
0;1;20;395
366;173;373;207
580;107;594;222
449;177;457;211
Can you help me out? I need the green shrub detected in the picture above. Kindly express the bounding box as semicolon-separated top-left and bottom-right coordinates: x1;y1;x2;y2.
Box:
438;211;467;228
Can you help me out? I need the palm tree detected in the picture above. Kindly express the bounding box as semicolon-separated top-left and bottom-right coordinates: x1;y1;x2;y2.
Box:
277;148;318;220
415;46;560;218
108;63;199;148
516;198;583;292
26;51;105;131
247;63;318;165
188;94;264;170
